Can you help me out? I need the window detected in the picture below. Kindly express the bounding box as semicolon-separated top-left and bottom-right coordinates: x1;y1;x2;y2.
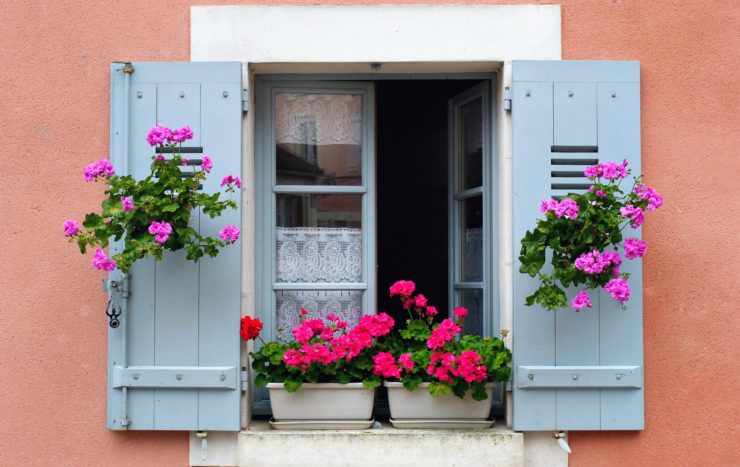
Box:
254;75;499;414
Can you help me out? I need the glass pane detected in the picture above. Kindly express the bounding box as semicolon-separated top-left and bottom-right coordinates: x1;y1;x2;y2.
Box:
460;288;483;336
459;97;483;190
275;289;363;341
276;194;362;283
461;195;483;282
275;93;362;186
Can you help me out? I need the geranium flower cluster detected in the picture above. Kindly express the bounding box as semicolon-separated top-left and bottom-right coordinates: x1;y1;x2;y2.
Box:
148;221;172;244
92;248;116;271
427;350;488;384
584;159;628;180
84;159;115;182
389;279;440;322
634;184;663;211
574;249;622;276
427;318;462;350
219;225;241;243
146;125;194;146
540;197;579;220
283;312;394;370
604;278;631;302
240;316;264;341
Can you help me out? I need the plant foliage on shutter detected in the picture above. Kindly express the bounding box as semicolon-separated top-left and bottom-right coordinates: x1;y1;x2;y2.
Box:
512;61;644;431
107;62;242;430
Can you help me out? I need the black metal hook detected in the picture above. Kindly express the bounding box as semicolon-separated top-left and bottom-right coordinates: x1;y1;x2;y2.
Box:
106;299;121;328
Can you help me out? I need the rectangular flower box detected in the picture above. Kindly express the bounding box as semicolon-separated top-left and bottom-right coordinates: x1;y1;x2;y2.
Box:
267;382;374;422
384;381;496;421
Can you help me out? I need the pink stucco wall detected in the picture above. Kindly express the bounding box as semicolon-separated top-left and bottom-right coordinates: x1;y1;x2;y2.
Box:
1;1;738;465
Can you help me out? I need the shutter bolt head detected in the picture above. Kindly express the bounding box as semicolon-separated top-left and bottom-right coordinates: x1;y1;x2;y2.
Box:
219;374;226;381
136;91;143;99
132;374;139;380
179;92;185;98
616;374;623;380
571;374;579;381
611;91;617;98
527;374;534;380
568;90;574;97
525;90;531;97
223;91;229;98
176;374;183;380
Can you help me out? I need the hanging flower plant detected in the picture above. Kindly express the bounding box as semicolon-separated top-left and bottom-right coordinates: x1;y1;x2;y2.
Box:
64;125;241;273
519;159;662;311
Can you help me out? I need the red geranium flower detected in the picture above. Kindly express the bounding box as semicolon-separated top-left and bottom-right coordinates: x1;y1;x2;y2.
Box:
240;316;263;341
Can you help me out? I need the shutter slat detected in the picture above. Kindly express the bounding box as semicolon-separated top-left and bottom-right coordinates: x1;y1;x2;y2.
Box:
512;60;643;431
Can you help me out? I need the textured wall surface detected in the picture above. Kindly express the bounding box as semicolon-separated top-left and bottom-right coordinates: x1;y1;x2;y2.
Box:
0;1;738;466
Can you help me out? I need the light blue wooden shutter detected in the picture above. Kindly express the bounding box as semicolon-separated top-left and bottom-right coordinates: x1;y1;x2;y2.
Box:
107;62;242;430
512;61;643;431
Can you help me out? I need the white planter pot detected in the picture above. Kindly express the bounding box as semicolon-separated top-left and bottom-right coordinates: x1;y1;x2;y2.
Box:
384;381;496;420
267;382;374;421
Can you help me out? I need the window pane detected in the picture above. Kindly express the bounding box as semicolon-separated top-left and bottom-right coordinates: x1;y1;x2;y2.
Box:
276;93;362;186
276;194;362;283
275;289;363;341
459;97;483;191
460;288;483;336
460;195;483;282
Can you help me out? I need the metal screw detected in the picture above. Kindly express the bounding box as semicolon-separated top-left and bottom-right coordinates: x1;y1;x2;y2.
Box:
528;374;534;380
219;374;226;381
136;91;143;99
525;90;531;97
611;91;617;98
571;374;579;380
222;91;229;98
616;374;623;380
176;374;183;380
132;374;139;380
568;90;574;97
179;92;185;98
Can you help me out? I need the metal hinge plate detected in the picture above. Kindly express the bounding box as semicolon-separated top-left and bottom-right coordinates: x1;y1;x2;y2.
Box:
241;89;249;112
503;87;512;111
240;367;249;391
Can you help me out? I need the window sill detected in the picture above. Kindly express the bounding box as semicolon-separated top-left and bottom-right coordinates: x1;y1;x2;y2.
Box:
238;420;523;466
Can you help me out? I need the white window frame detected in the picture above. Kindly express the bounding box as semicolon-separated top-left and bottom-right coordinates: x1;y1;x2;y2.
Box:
189;5;565;466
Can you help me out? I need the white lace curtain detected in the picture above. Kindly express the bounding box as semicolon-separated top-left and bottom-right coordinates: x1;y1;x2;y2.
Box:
276;93;362;146
277;227;362;283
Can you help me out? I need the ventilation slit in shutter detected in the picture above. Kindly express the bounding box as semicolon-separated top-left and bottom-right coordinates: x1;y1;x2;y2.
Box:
550;156;598;200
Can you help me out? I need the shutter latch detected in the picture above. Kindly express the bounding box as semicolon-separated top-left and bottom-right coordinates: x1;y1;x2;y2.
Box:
241;89;249;112
503;86;512;111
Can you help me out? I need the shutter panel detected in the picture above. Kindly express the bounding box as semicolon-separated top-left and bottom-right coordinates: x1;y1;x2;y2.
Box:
107;62;242;430
512;61;643;431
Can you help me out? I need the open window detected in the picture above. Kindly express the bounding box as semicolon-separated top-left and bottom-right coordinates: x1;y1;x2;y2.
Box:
253;75;499;415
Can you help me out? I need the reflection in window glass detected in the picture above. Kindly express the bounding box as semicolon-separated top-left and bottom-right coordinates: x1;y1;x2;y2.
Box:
276;194;361;228
459;97;483;191
461;195;483;282
461;288;483;337
276;93;362;186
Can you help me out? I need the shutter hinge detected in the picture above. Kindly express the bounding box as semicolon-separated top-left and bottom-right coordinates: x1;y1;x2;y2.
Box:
240;366;249;391
503;87;512;111
241;89;249;112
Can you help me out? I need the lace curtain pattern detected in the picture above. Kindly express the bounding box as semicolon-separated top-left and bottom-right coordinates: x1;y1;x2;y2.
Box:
276;93;362;146
277;227;362;283
276;290;363;341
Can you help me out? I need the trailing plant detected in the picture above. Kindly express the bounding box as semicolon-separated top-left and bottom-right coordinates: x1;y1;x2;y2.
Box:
519;159;662;311
249;308;394;392
64;125;241;273
374;280;512;401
